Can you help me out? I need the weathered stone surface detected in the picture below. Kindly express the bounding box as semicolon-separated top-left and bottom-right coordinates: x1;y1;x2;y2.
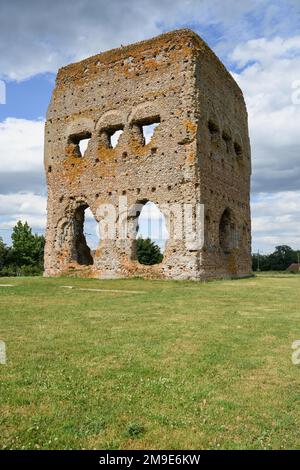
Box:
44;29;252;280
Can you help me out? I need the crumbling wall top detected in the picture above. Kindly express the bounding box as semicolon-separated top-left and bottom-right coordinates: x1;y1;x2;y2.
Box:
54;28;243;98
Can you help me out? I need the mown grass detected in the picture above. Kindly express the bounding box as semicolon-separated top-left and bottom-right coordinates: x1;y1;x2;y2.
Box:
0;273;300;449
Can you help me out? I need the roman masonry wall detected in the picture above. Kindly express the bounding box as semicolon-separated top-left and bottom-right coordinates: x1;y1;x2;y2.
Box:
44;29;252;280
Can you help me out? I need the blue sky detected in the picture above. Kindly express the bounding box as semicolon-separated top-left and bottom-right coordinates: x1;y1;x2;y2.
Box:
0;0;300;253
0;74;54;122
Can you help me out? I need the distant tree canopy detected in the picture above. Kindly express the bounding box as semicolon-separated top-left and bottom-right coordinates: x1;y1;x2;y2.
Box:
252;245;299;272
136;237;163;265
1;222;299;276
0;237;8;270
0;221;45;276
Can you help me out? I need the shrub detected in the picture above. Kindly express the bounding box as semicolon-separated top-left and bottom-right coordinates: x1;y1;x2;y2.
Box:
136;237;163;265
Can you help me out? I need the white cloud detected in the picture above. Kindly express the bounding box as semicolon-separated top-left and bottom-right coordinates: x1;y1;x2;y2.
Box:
0;0;299;81
251;191;300;253
0;119;46;236
0;2;300;254
0;118;44;172
0;193;46;217
0;192;46;238
238;35;300;251
232;35;300;193
0;118;45;193
231;36;300;69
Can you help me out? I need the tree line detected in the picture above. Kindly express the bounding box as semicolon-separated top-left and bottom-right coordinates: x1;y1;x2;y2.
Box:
0;221;45;276
0;222;162;276
252;245;300;272
1;221;299;276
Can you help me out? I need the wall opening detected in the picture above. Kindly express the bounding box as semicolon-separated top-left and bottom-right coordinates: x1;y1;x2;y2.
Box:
142;122;160;145
222;131;232;153
208;120;220;140
100;126;124;149
83;207;100;253
234;142;243;159
68;131;92;157
110;128;124;148
134;200;167;265
71;204;97;265
134;116;160;146
219;208;237;254
204;210;213;251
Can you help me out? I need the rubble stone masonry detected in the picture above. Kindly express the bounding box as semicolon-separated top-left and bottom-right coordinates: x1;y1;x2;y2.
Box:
44;29;252;280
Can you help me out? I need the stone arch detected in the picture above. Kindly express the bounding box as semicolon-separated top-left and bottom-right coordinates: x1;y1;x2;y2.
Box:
219;208;238;253
128;102;162;124
71;203;94;265
95;109;128;130
207;112;222;160
54;216;73;253
240;220;250;250
232;133;244;162
66;117;95;137
55;197;98;266
65;117;95;158
207;112;221;140
203;208;213;251
221;125;233;154
95;109;127;148
125;199;168;263
129;103;162;146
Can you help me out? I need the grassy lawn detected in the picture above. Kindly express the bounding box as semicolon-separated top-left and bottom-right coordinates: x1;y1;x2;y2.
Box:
0;273;300;450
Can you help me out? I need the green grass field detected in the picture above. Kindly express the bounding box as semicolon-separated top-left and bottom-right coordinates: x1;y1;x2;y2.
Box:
0;274;300;450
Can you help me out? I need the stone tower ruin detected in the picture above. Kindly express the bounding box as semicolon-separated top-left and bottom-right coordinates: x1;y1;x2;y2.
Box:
44;29;252;280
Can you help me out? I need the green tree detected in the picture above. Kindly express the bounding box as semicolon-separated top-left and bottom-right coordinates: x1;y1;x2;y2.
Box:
252;252;270;271
0;237;9;270
268;245;296;271
10;221;45;270
136;237;163;265
252;245;298;271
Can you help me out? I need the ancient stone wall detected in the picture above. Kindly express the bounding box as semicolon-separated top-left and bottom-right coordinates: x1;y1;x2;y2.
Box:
44;29;252;280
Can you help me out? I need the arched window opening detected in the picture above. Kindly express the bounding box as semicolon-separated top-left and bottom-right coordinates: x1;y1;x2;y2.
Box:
71;204;98;265
204;210;213;251
242;223;248;249
100;126;124;149
68;131;92;158
208;120;220;141
132;116;160;146
234;142;243;159
110;129;123;148
83;207;101;254
219;208;237;253
222;131;232;153
134;201;168;265
142;122;160;145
